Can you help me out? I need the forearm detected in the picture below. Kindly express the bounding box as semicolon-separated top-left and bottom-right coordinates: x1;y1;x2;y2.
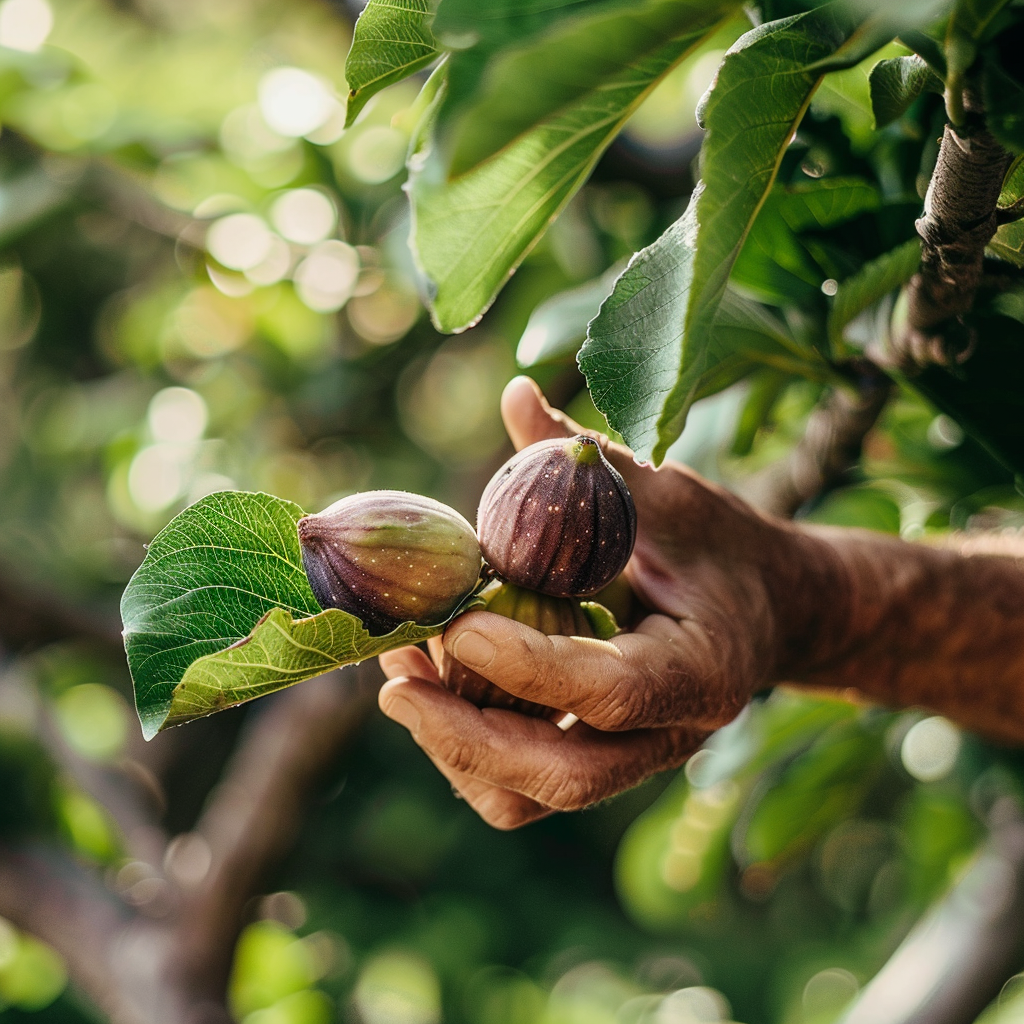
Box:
775;525;1024;744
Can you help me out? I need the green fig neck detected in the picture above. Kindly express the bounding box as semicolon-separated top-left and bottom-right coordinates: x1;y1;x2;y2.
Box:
565;435;600;466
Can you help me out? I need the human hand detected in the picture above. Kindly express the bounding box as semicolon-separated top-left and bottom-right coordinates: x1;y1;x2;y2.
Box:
378;376;820;828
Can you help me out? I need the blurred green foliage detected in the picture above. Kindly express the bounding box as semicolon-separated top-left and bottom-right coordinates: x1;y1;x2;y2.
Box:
1;0;1024;1022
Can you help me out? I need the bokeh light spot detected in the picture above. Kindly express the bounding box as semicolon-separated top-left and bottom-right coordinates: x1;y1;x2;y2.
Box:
293;240;359;312
656;986;731;1023
347;281;419;345
148;387;207;444
207;214;274;272
354;950;441;1024
128;445;186;512
258;67;335;138
54;683;129;761
802;968;859;1018
0;0;53;52
902;716;961;782
271;189;336;245
245;235;293;286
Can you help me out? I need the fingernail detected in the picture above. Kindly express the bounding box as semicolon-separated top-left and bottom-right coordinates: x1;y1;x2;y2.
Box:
452;629;496;669
381;694;421;735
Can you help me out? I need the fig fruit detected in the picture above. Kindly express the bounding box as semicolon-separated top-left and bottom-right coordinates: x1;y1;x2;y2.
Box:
441;581;596;719
477;435;636;598
297;491;482;635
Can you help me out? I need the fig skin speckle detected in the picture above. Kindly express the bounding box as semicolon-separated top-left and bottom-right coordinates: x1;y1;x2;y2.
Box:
476;436;636;598
298;491;482;635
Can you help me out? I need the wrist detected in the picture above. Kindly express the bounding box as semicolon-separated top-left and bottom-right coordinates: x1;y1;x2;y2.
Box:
759;522;859;682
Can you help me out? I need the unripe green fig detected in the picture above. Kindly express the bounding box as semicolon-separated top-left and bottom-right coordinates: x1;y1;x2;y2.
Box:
441;581;597;720
477;435;636;598
297;491;482;635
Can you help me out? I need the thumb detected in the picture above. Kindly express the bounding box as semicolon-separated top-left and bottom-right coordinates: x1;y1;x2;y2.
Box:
500;376;651;494
500;376;578;451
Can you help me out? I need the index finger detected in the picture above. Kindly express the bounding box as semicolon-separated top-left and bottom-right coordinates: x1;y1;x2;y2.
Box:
442;610;751;732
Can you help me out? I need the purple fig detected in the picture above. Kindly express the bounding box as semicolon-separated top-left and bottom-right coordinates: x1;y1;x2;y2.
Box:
477;435;636;598
297;491;482;635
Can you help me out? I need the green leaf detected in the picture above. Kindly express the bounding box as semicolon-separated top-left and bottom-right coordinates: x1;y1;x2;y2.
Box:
443;0;736;176
409;27;714;333
896;30;948;76
869;55;944;128
827;237;922;349
949;0;1011;41
989;156;1024;265
432;0;629;115
345;0;440;128
582;6;875;463
580;192;829;462
121;491;322;739
122;490;483;738
982;46;1024;155
516;262;624;367
910;311;1024;475
162;608;456;735
731;368;791;456
742;723;884;864
732;177;883;305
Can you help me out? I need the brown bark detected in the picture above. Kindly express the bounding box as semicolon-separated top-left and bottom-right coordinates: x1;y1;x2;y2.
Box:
0;667;380;1024
742;367;892;519
891;101;1013;368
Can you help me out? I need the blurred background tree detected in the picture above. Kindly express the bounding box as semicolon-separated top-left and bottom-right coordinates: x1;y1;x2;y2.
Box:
1;0;1024;1022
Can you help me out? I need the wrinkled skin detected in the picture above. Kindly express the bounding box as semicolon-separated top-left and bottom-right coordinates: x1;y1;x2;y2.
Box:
379;377;1024;830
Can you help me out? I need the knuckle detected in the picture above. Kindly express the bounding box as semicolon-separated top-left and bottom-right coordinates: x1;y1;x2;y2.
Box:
436;733;481;776
531;760;592;811
502;628;555;695
583;684;641;730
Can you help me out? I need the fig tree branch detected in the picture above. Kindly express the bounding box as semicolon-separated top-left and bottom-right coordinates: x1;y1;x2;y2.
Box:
741;364;892;519
0;567;123;655
891;93;1013;368
0;666;380;1024
164;666;380;1008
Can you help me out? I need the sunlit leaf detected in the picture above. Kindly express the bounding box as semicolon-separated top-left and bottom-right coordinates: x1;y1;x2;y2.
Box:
581;193;830;463
409;27;715;333
443;0;737;176
162;607;453;734
345;0;440;128
121;490;480;738
581;7;879;463
121;491;320;737
869;55;943;127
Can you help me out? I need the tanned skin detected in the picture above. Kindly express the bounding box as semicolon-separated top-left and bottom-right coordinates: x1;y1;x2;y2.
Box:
378;377;1024;830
